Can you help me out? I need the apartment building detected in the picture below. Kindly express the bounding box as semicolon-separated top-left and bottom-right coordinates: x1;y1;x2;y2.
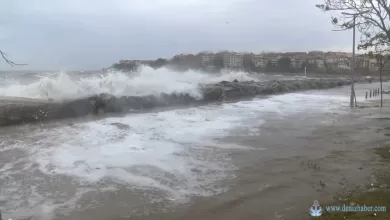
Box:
252;55;268;68
290;58;305;68
316;59;325;68
336;59;350;70
306;56;325;68
223;53;244;68
201;54;214;66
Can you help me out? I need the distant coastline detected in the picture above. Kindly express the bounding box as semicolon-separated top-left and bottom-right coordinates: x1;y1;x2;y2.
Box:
106;50;382;76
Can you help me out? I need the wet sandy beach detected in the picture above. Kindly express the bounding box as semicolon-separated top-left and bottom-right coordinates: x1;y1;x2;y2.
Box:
1;82;390;220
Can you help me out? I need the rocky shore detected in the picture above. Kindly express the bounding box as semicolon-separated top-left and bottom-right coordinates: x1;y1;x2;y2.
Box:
0;78;351;127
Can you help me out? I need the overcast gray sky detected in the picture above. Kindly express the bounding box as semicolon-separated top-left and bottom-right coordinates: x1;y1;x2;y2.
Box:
0;0;353;70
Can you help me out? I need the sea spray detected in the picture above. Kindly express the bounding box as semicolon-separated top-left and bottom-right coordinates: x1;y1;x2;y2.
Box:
0;67;259;101
0;78;351;126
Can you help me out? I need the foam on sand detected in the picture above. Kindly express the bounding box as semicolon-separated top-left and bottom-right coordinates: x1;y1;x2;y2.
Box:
0;90;351;219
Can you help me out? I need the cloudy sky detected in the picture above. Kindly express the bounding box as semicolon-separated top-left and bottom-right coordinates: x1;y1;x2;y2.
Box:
0;0;352;70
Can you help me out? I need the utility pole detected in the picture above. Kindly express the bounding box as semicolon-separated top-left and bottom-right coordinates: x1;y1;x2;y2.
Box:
380;65;383;107
350;15;356;107
378;56;388;107
332;10;370;107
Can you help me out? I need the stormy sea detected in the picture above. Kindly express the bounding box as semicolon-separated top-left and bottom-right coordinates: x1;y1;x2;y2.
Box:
0;67;380;220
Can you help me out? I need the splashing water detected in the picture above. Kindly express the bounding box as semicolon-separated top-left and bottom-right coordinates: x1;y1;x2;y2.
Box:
0;67;260;101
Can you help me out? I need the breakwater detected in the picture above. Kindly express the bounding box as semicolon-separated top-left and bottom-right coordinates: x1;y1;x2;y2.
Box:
0;78;351;126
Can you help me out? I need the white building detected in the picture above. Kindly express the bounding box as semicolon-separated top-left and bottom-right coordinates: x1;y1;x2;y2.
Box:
290;58;304;68
223;53;244;68
316;59;325;68
252;54;281;68
201;54;214;66
252;55;268;68
337;59;350;70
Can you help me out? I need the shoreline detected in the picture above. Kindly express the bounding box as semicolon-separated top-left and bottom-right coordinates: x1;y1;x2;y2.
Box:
42;90;390;220
141;98;390;220
1;83;389;220
0;78;352;127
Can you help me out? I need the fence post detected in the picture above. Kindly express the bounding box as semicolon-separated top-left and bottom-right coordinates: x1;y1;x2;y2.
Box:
370;90;372;97
366;92;368;99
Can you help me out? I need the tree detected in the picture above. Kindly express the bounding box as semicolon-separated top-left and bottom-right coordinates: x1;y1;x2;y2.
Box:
0;49;26;66
149;58;167;69
111;60;140;72
243;53;256;72
278;57;291;72
265;61;277;73
212;52;224;70
368;45;390;106
316;0;390;50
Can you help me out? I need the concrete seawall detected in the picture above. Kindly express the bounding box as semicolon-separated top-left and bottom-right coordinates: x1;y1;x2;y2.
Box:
0;78;351;127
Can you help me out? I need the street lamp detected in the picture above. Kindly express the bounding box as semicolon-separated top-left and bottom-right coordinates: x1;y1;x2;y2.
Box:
333;10;370;107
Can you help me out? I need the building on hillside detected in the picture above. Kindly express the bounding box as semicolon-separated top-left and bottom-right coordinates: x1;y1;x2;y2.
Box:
325;55;350;65
371;63;380;71
254;53;282;66
201;54;214;66
336;59;350;70
307;58;316;65
356;57;371;69
326;52;352;58
289;54;307;68
268;55;281;66
316;59;325;68
223;53;244;69
290;58;305;68
284;52;307;57
252;54;268;68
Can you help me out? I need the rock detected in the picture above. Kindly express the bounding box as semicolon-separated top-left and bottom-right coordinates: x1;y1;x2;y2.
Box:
224;87;243;98
0;77;352;127
99;93;115;101
298;81;312;90
203;86;224;101
271;81;286;93
285;83;298;92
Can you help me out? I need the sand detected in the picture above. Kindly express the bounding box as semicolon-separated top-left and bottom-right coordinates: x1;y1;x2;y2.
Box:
49;96;390;220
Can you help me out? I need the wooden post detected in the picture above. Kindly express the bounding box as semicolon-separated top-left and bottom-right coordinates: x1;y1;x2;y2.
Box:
370;90;372;97
366;92;368;99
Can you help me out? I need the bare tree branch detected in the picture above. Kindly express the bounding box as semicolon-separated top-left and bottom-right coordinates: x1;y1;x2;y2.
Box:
0;49;27;66
317;0;390;51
